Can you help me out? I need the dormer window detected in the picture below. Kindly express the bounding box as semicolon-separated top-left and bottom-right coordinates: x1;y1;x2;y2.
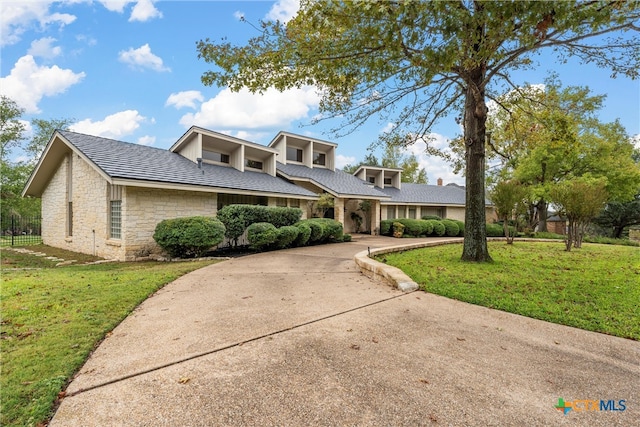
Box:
313;152;326;166
368;177;375;184
245;159;263;170
202;149;229;164
287;147;303;162
384;177;392;186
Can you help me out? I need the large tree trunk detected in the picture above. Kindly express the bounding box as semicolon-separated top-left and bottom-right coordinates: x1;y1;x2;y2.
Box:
537;199;548;232
462;68;492;262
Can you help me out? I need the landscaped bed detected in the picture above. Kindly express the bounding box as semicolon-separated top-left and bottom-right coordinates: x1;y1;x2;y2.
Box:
0;245;222;427
377;241;640;340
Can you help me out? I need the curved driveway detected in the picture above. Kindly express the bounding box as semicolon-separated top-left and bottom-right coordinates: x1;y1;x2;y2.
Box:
51;235;639;426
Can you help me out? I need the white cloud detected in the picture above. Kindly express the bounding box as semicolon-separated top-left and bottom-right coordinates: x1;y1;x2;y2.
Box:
137;135;156;146
336;154;356;170
99;1;132;13
265;0;299;23
233;11;245;21
129;0;162;22
28;37;62;59
0;1;76;46
179;86;320;130
0;55;85;113
380;122;395;134
165;91;204;109
118;44;170;72
405;133;464;186
70;110;146;139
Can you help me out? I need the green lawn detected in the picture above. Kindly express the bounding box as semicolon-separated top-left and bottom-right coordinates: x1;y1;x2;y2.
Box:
1;246;221;426
378;241;640;340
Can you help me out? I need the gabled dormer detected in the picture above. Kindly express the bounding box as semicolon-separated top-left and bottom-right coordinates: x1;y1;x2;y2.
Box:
170;126;277;176
353;166;402;189
269;131;337;171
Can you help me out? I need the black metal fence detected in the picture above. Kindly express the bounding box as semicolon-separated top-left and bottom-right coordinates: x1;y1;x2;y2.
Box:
1;215;42;246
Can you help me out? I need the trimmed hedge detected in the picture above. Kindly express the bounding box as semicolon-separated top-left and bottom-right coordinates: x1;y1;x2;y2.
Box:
275;225;300;249
431;220;446;236
217;204;302;245
306;220;324;243
153;216;226;258
247;222;278;250
422;215;442;220
393;218;423;237
441;219;460;237
486;223;516;237
380;220;393;236
294;222;312;246
306;218;344;242
452;219;465;236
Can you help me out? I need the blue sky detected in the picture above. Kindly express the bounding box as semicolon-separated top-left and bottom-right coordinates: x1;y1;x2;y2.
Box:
2;0;639;185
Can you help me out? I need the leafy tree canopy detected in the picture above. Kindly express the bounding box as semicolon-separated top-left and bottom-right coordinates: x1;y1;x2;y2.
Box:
198;0;640;261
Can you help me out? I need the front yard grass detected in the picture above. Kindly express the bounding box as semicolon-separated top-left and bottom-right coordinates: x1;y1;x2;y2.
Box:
1;247;222;427
378;241;640;340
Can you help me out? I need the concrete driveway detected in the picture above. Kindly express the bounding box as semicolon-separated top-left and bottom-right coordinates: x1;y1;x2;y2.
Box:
51;235;639;426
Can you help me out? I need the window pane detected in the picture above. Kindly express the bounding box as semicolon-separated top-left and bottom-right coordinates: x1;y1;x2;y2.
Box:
276;197;287;207
110;200;122;239
313;152;326;165
287;147;303;162
290;199;300;208
245;159;263;170
202;150;229;163
386;206;395;220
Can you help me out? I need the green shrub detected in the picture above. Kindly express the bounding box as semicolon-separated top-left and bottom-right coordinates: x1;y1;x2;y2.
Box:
486;223;516;237
422;215;442;220
441;219;460;237
380;220;394;236
533;231;565;240
394;219;423;237
583;236;640;247
342;234;352;242
293;222;312;246
275;225;300;249
308;218;343;241
247;222;279;250
451;220;465;236
392;222;405;237
306;220;325;243
217;204;302;246
431;220;446;236
153;216;225;258
419;220;434;236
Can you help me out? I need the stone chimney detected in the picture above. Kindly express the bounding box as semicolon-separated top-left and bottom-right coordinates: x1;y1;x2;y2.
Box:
437;177;443;186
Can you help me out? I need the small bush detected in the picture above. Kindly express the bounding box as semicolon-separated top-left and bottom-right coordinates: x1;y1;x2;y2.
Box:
275;225;300;249
309;218;343;241
247;222;278;250
441;219;460;237
293;222;312;246
342;234;352;242
380;220;393;236
533;232;565;240
486;223;516;237
420;219;433;236
392;222;405;237
451;220;464;236
153;216;226;258
394;219;423;237
422;215;442;220
306;220;325;243
217;204;302;246
431;220;446;237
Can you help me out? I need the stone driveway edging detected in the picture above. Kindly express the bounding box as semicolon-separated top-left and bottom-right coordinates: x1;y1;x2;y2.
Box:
354;237;566;292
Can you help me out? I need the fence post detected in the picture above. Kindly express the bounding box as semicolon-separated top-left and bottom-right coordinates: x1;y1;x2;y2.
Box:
11;215;15;246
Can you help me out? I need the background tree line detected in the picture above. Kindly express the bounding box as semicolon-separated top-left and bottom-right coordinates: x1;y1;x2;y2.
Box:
1;95;73;223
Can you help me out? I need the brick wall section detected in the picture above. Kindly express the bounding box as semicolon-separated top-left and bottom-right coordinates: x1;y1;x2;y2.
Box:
123;187;218;260
41;153;122;259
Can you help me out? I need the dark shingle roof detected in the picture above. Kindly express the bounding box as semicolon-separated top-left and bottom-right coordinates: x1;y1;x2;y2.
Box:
60;131;316;197
379;183;475;205
276;162;389;198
